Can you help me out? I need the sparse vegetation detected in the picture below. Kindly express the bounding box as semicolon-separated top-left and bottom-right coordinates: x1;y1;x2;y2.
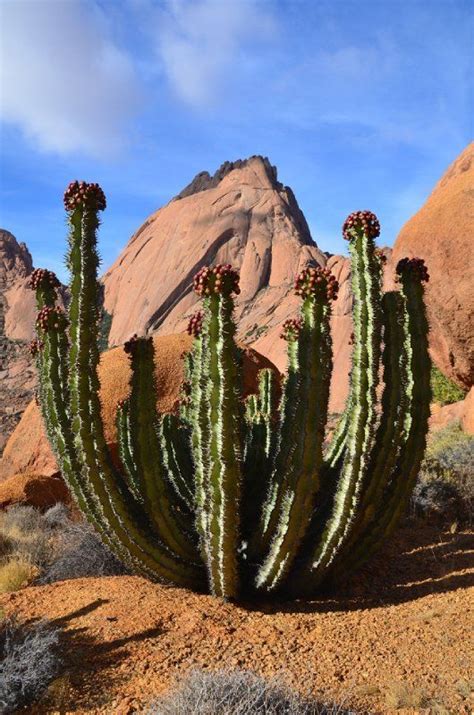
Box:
412;423;474;524
39;512;127;584
0;559;38;594
384;681;427;710
0;504;126;590
0;616;61;713
431;366;466;405
147;669;357;715
0;506;53;594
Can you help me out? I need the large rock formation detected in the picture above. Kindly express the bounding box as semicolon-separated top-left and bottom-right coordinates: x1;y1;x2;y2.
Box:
0;229;69;453
0;230;37;452
392;143;474;388
0;228;36;342
102;156;358;409
0;333;277;482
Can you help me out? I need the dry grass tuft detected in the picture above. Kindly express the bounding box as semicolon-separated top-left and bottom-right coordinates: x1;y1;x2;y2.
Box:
0;504;125;592
0;558;39;594
384;681;427;709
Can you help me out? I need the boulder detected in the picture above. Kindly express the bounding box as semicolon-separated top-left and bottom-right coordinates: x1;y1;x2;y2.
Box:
0;333;278;482
429;400;466;432
392;143;474;389
0;472;70;511
461;387;474;435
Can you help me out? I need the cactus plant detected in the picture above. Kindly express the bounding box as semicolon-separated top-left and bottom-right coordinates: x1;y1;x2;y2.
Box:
30;183;431;600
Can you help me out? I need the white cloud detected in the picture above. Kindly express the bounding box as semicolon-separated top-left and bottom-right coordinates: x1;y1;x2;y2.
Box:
0;0;141;156
155;0;276;108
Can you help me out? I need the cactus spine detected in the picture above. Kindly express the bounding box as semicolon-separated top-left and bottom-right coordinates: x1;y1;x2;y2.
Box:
32;184;431;600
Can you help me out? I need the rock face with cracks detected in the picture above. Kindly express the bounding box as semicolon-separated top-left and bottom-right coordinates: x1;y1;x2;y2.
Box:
0;230;68;452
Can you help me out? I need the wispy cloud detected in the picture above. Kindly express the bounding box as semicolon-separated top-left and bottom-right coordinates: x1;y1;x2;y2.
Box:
153;0;276;108
0;0;141;157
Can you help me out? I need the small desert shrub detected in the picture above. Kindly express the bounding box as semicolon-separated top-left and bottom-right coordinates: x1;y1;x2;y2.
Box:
431;366;466;406
0;506;54;594
0;504;126;590
412;423;474;524
147;669;356;715
39;513;127;584
0;506;53;566
0;616;61;713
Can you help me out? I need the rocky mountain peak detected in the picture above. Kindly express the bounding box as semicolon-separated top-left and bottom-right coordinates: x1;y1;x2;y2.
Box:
103;156;325;351
0;229;33;287
173;155;282;201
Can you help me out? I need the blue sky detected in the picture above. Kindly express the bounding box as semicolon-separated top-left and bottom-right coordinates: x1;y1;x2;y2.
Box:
0;0;472;281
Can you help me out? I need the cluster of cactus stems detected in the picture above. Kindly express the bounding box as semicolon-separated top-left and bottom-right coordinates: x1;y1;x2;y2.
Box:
30;182;431;601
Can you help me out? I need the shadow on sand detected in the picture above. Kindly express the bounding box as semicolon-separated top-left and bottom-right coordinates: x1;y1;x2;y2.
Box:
247;523;474;615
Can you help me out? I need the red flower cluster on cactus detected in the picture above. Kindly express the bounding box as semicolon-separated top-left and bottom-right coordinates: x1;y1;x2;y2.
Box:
193;264;240;297
63;181;106;212
187;310;204;337
28;268;60;291
342;211;380;241
28;339;44;356
280;317;303;341
36;306;68;333
396;257;430;283
294;266;339;301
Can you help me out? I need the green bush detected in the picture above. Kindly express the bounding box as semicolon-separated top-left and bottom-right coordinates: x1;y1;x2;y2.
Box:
431;366;466;405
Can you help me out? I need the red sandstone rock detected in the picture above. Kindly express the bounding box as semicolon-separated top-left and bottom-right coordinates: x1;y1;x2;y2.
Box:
0;333;277;483
103;157;326;349
101;156;362;411
392;143;474;388
0;472;70;511
461;387;474;435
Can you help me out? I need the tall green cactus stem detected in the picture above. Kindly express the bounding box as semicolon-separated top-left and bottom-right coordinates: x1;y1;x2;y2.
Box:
32;185;431;600
250;317;302;567
346;258;431;572
294;212;383;591
184;310;211;549
255;268;337;591
34;182;205;588
192;266;243;599
119;334;198;562
116;398;142;501
329;290;410;577
242;369;276;552
31;275;128;564
159;414;195;513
